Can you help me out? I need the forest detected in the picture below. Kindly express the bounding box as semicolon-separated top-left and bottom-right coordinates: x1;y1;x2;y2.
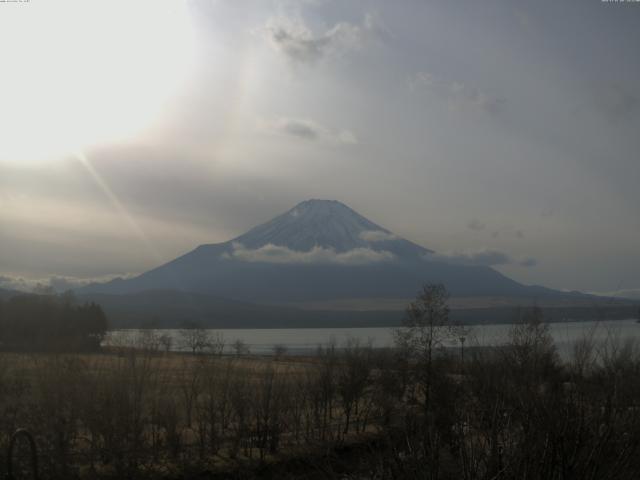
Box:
0;293;108;352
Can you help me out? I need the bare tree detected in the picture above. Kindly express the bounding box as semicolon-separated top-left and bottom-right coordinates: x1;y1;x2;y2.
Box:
337;338;372;435
177;357;204;428
232;339;249;357
208;331;226;356
395;284;459;412
272;344;288;359
179;324;212;355
136;329;161;353
506;305;558;382
158;333;173;353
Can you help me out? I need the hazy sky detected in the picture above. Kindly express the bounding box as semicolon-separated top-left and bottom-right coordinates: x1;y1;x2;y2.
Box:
1;0;639;297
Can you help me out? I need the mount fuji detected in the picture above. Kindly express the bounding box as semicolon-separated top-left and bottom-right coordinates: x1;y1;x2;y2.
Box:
82;199;564;304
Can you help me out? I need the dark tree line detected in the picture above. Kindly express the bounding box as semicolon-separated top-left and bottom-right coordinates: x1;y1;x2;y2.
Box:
0;293;108;351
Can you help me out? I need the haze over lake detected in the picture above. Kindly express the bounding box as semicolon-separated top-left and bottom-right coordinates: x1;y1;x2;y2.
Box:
106;319;640;358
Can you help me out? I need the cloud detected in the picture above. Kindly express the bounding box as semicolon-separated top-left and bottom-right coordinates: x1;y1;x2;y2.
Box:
0;273;135;293
467;220;524;239
519;257;537;267
425;248;537;268
267;18;328;64
467;219;485;231
592;84;639;124
278;118;319;140
277;0;327;6
362;12;392;42
269;117;358;144
48;275;134;292
589;288;640;301
359;230;397;242
0;275;38;292
410;72;506;115
265;13;384;64
223;242;395;265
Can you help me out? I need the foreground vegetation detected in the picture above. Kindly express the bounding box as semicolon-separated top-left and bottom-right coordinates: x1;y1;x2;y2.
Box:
1;287;640;479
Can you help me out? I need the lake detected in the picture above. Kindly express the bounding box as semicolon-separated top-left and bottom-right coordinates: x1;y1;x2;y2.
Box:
105;318;640;359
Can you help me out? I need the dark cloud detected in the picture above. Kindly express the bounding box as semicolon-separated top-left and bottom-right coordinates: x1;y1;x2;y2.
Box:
267;22;329;64
541;206;555;217
467;219;485;231
266;13;384;64
593;84;639;124
519;257;537;267
270;117;357;144
465;219;524;240
280;119;319;140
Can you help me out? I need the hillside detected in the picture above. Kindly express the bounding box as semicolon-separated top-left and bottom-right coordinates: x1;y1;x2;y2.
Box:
80;289;639;329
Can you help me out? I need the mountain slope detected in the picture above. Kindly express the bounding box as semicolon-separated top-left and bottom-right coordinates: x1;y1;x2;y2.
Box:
79;290;401;328
81;199;565;302
0;288;20;300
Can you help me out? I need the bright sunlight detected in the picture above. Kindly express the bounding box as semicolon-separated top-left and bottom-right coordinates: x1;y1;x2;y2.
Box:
0;0;195;164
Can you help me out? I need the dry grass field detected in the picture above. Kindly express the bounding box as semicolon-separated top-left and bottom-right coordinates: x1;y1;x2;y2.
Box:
0;341;394;479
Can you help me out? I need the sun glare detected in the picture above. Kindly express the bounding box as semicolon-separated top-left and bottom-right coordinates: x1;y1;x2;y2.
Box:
0;0;196;164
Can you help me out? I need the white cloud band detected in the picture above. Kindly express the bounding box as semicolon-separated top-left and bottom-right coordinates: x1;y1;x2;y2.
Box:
223;242;395;265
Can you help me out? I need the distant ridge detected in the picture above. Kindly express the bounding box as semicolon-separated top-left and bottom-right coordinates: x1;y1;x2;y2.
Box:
0;287;20;300
78;289;638;329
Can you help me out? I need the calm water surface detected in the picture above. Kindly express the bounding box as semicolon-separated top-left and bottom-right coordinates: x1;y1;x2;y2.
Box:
106;319;640;359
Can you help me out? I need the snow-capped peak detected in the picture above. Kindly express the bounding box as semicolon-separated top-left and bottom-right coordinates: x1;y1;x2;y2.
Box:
232;199;431;258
